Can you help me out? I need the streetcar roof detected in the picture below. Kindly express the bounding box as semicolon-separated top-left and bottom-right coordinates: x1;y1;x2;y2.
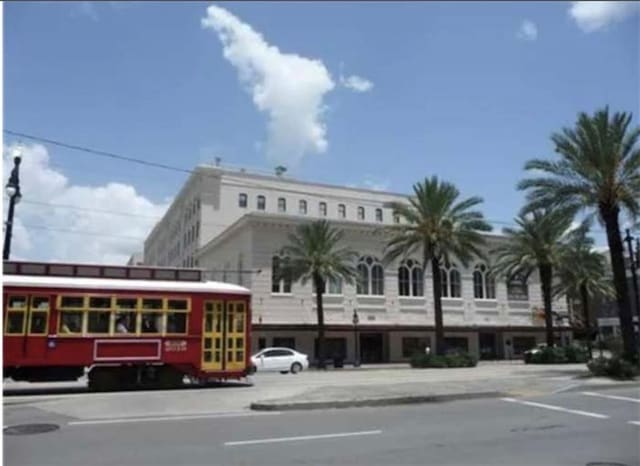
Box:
2;274;251;295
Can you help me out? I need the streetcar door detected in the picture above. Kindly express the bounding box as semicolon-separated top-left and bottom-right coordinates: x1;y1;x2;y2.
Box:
25;296;50;359
202;301;224;371
224;301;246;372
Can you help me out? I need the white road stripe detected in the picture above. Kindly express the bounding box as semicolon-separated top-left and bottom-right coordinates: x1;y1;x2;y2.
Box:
68;411;280;426
501;398;609;419
581;392;640;404
224;429;382;446
552;383;580;394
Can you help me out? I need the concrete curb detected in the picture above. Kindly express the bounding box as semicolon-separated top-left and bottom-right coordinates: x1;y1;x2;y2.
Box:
250;390;506;411
565;381;639;392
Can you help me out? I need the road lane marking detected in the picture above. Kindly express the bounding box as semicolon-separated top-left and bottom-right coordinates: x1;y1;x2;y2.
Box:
501;398;609;419
224;429;382;446
552;383;580;394
628;421;640;426
581;392;640;403
68;411;280;426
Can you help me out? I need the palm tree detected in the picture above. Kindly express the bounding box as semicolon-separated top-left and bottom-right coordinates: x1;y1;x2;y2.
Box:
282;220;358;369
493;209;575;347
553;227;614;359
385;177;492;355
518;108;639;361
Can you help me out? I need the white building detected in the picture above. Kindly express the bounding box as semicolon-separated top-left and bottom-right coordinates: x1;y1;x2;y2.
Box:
144;165;570;363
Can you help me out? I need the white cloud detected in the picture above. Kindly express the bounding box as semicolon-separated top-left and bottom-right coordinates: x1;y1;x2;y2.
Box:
569;1;640;32
340;74;374;93
72;2;99;21
347;175;390;192
202;5;335;167
2;143;169;264
517;20;538;41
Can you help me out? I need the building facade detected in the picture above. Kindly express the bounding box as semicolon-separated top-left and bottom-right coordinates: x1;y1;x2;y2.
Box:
144;166;571;363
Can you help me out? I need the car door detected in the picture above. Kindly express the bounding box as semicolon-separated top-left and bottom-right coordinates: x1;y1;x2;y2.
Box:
259;350;280;371
273;349;294;370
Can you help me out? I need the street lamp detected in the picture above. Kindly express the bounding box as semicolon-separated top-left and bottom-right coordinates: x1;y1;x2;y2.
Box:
3;146;23;260
352;309;360;367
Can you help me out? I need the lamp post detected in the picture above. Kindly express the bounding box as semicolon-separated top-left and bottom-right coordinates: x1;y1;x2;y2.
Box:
3;146;23;261
352;309;360;367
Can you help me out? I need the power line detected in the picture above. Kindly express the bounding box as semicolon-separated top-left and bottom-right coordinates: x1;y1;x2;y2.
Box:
3;129;611;235
20;223;146;241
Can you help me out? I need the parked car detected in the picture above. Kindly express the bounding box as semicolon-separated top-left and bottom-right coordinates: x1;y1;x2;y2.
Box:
250;347;309;374
523;343;547;363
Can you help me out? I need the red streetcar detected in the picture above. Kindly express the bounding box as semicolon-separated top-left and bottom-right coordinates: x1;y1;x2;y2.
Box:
2;261;253;391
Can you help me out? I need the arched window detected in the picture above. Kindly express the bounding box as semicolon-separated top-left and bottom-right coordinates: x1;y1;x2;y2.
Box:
319;202;327;217
299;199;307;215
375;208;383;222
473;263;496;299
338;204;346;218
507;273;528;301
398;259;423;297
271;254;292;294
357;206;365;221
257;195;266;211
357;256;384;296
278;197;286;213
440;262;461;298
238;193;247;208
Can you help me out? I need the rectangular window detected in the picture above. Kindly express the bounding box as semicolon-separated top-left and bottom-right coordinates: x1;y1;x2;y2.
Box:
394;214;400;224
5;295;28;335
278;197;286;213
357;206;365;220
338;204;346;219
142;298;163;310
299;199;307;215
87;311;111;334
512;336;536;355
257;195;266;211
444;337;469;353
141;312;163;334
239;193;248;208
273;337;296;350
59;311;83;334
328;277;343;295
402;337;430;358
375;208;383;222
319;202;327;217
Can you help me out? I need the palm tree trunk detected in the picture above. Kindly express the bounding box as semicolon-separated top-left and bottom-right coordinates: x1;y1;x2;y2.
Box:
580;283;593;360
314;272;326;370
602;207;638;362
539;264;554;347
431;257;445;355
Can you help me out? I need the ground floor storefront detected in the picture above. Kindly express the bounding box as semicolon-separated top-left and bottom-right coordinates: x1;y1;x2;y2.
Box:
251;325;573;364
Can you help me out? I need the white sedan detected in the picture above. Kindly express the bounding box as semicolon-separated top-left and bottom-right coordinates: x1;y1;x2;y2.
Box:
250;347;309;374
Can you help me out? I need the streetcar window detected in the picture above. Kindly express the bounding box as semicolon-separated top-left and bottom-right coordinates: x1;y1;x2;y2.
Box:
89;296;111;309
60;296;85;308
166;312;187;334
5;312;25;335
29;312;48;335
8;296;27;309
116;297;138;310
167;299;188;311
142;298;162;310
31;296;50;310
235;313;244;333
141;312;163;334
87;311;110;334
59;311;83;334
115;312;136;333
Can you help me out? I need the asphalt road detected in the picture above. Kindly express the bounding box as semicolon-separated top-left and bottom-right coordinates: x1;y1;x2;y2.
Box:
4;387;639;466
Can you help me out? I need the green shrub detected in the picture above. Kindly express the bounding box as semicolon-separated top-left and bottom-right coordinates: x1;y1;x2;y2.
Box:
527;345;588;364
587;356;640;380
530;346;568;364
410;351;477;368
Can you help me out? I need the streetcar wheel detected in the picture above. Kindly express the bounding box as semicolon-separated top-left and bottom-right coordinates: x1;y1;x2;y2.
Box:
157;366;184;389
88;368;119;392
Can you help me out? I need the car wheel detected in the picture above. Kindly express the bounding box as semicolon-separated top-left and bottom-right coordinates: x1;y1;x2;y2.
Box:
290;362;303;374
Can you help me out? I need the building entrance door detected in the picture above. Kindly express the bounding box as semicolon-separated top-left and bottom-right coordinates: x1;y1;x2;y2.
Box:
359;333;384;363
479;332;497;360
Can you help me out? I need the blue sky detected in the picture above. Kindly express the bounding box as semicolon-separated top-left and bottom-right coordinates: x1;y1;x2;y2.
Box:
3;1;639;262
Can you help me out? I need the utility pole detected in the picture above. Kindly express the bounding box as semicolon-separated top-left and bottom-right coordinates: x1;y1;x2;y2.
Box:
3;146;23;260
624;229;640;323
